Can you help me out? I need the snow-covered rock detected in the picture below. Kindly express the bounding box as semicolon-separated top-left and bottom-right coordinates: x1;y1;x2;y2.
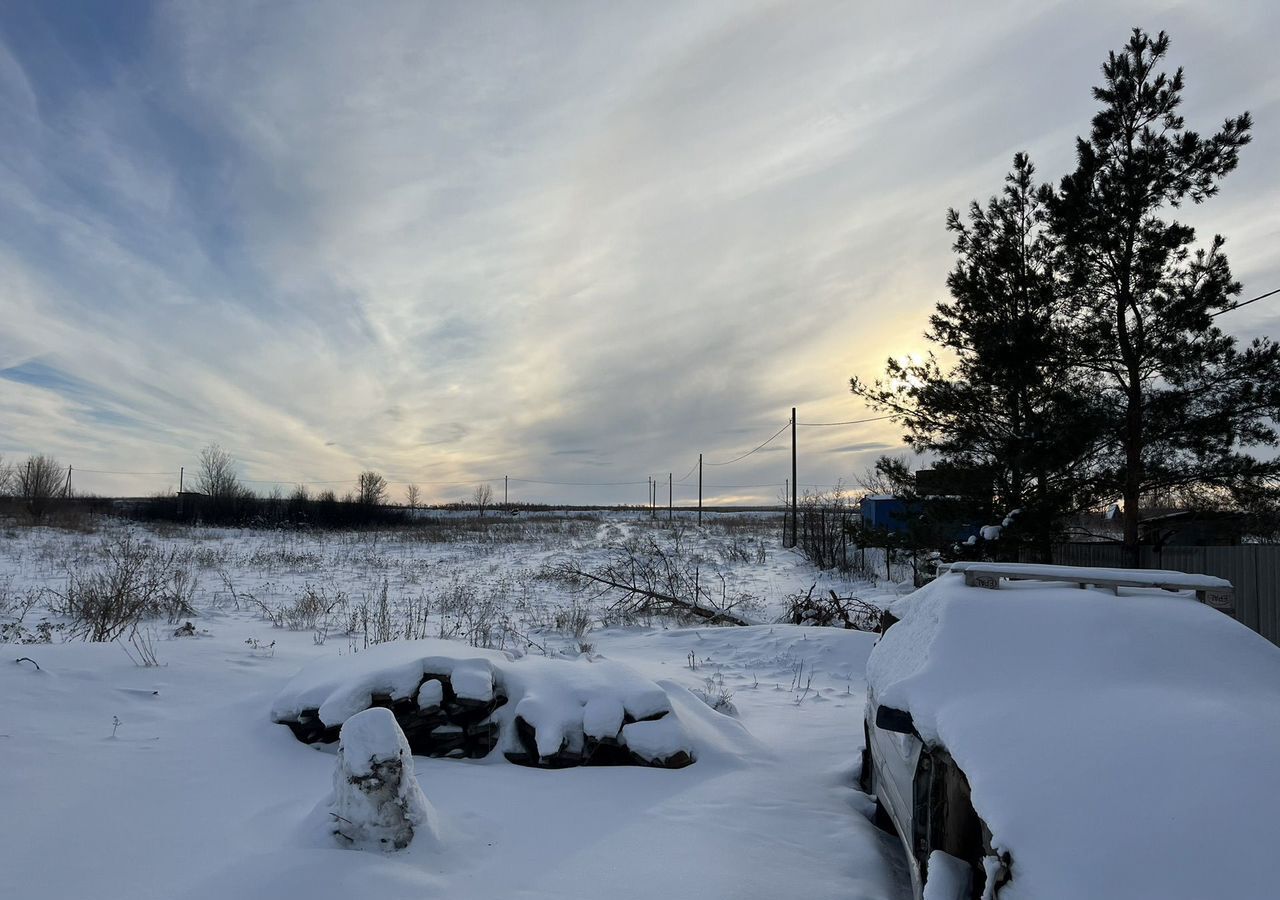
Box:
329;708;438;851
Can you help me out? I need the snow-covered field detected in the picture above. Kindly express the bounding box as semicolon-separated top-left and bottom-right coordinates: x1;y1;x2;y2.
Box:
0;514;910;900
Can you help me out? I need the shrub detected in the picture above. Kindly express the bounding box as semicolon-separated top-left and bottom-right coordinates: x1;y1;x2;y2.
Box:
49;534;195;641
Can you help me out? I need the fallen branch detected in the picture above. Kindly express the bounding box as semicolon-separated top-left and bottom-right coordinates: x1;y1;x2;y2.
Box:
565;568;752;627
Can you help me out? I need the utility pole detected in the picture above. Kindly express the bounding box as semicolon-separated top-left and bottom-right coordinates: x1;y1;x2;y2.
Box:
784;477;789;545
64;465;72;498
697;453;703;526
504;475;508;507
647;476;652;514
668;472;672;522
791;407;798;548
179;466;184;493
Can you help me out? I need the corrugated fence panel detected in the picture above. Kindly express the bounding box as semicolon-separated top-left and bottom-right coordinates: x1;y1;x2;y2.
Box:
1042;543;1280;648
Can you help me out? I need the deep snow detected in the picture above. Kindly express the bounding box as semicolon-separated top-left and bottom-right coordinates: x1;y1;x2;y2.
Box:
0;517;909;900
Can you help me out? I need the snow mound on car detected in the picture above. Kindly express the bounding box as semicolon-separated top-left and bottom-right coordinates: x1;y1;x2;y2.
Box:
869;572;1280;900
272;639;697;768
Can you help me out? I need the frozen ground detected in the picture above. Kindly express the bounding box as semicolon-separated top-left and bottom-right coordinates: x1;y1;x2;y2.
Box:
0;514;910;900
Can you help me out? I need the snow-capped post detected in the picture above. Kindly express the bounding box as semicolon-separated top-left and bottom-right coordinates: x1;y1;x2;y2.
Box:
330;707;437;851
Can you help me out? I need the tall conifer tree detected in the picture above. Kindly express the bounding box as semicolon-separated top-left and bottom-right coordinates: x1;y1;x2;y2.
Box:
852;155;1100;558
1053;29;1279;561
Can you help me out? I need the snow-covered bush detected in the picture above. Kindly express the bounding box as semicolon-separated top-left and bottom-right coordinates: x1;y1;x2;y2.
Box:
692;674;737;717
329;707;438;851
48;534;196;641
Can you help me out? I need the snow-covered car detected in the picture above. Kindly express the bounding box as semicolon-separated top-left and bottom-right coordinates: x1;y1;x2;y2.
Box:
859;563;1280;900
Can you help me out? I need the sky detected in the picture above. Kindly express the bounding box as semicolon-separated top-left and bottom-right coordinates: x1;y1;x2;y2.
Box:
1;0;1278;506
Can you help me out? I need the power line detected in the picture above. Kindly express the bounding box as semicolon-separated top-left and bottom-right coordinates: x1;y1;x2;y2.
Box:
1210;287;1280;318
675;481;786;489
704;421;790;466
39;406;871;498
508;476;649;486
797;414;894;427
241;478;352;485
387;478;498;486
75;468;173;476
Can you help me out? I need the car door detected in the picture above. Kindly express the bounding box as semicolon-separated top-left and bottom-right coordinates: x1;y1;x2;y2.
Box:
868;698;923;851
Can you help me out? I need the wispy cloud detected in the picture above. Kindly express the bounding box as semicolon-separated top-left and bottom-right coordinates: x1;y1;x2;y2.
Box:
1;0;1277;502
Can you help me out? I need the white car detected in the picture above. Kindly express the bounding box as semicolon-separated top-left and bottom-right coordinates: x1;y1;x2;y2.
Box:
860;563;1280;900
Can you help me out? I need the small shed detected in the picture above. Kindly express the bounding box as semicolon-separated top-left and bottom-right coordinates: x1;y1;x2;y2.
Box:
860;495;908;533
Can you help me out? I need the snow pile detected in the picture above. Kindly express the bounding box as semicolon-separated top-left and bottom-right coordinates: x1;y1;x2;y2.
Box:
329;708;438;851
922;851;971;899
273;639;697;768
618;716;692;763
869;572;1280;899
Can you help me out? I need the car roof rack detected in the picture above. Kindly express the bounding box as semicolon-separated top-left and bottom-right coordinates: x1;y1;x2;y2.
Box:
943;562;1235;613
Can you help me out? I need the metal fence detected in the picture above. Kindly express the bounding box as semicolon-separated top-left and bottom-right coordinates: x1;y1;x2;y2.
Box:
1045;543;1280;647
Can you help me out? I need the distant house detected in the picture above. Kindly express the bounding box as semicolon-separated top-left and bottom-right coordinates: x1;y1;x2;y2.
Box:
1141;509;1249;547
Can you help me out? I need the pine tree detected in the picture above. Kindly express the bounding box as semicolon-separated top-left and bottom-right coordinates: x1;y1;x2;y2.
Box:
1052;29;1279;562
852;155;1102;559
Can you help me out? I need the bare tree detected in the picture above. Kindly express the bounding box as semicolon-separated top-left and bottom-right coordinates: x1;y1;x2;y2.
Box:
357;470;388;506
0;454;13;496
18;454;65;518
471;482;493;517
195;444;243;498
404;483;421;509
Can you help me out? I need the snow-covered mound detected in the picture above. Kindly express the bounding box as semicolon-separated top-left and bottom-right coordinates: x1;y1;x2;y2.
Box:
272;639;696;768
328;708;438;851
870;572;1280;900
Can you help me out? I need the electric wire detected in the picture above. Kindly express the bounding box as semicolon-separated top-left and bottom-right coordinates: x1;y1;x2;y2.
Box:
703;420;790;466
74;468;173;476
796;414;894;427
1210;287;1280;318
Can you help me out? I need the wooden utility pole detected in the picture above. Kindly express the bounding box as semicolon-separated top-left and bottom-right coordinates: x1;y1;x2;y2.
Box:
697;453;703;526
668;472;672;522
790;407;798;548
784;477;789;544
63;465;72;498
504;475;508;507
179;466;184;493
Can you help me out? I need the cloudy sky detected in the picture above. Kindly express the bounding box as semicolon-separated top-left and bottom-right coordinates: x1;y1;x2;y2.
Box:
1;1;1277;505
